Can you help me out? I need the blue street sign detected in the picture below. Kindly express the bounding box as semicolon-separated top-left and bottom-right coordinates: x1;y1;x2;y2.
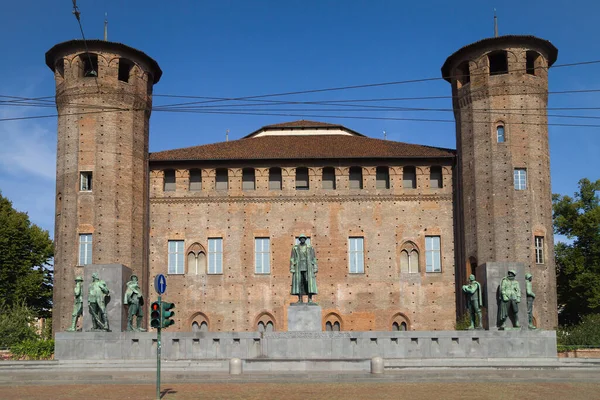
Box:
154;274;167;295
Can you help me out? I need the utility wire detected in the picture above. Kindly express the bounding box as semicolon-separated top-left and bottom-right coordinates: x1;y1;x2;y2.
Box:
71;0;99;91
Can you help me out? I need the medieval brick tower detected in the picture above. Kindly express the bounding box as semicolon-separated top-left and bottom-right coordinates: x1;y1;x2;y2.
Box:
45;40;161;332
442;36;558;329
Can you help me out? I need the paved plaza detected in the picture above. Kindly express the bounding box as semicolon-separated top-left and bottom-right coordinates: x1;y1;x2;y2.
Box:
2;366;600;400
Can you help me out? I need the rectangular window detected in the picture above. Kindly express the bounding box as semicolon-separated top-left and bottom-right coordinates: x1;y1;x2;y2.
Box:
168;240;184;274
348;237;365;274
535;236;545;264
403;167;416;189
497;126;505;143
80;172;92;191
349;167;363;189
215;169;228;191
269;168;282;190
189;169;202;191
376;167;390;189
164;170;176;192
208;238;223;274
78;234;92;265
430;167;443;189
255;238;271;274
296;168;309;190
322;168;336;190
242;169;256;191
514;168;527;190
425;236;441;272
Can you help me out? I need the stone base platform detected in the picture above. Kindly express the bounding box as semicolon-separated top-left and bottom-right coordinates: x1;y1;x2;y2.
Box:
55;330;557;361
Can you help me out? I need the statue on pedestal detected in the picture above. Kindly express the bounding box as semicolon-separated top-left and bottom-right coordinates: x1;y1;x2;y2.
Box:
498;269;521;329
290;234;318;304
462;274;483;330
526;273;536;329
124;275;146;332
88;272;110;331
66;276;83;332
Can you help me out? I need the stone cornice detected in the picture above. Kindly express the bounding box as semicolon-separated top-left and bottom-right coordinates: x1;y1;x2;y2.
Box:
150;193;452;204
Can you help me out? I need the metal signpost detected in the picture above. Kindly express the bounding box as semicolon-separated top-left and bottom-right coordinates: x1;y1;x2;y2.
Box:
152;274;167;400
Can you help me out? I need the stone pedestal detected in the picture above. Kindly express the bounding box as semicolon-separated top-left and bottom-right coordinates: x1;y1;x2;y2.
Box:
479;262;529;330
287;304;322;331
83;264;133;332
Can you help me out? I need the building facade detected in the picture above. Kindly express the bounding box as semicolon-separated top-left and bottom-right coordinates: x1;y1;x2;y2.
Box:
46;34;558;334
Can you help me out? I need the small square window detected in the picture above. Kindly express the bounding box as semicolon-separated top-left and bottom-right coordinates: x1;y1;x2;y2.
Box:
80;172;92;191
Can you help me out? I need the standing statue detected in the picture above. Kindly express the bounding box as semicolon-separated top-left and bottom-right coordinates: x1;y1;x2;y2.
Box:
526;273;536;329
462;274;483;330
66;276;83;332
290;234;318;304
124;275;146;332
498;269;521;329
88;272;111;331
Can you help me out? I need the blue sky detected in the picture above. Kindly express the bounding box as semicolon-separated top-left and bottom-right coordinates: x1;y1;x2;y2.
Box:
0;0;598;239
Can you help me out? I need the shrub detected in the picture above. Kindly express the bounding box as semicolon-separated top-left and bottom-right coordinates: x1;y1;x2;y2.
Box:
0;302;39;347
557;314;600;349
455;313;472;330
10;339;54;360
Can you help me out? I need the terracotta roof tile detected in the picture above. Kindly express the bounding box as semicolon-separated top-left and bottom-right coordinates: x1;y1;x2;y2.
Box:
149;135;455;162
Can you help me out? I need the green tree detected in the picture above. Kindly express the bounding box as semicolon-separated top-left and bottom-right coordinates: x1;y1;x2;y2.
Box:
0;192;53;318
553;178;600;325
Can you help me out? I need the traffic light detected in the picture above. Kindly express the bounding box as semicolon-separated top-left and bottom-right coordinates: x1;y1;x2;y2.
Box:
161;302;175;328
150;301;161;329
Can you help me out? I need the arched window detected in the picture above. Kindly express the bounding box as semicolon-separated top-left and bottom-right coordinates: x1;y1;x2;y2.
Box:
400;242;419;273
324;312;343;331
488;50;508;76
430;166;443;189
526;51;541;76
191;313;209;332
295;167;309;190
118;58;134;82
163;169;175;192
376;167;390;189
269;167;282;190
322;167;336;190
256;312;276;332
215;168;228;191
391;313;410;331
349;167;363;189
79;53;98;77
242;168;255;191
455;61;470;88
189;168;202;191
187;243;207;275
403;166;416;189
497;125;506;143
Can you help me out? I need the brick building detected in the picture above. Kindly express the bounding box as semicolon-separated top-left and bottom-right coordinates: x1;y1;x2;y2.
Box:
46;34;558;334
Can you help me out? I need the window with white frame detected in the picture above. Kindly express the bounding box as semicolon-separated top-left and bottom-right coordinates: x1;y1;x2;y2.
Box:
514;168;527;190
208;238;223;274
80;172;93;191
425;236;441;272
78;234;92;265
535;236;545;264
348;237;365;274
255;237;270;274
168;240;184;274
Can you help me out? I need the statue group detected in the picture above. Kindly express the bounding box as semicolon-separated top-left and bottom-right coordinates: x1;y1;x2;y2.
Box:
463;269;537;330
67;272;146;332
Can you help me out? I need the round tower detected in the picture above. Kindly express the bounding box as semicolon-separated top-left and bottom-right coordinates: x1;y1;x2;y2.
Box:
46;40;162;332
442;36;558;329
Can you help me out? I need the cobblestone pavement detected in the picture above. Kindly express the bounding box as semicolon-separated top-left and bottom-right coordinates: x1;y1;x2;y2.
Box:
4;381;600;400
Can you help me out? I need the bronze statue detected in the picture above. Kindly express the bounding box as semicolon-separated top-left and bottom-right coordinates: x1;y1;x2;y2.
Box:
66;276;83;332
526;273;536;329
124;274;146;332
462;274;483;330
88;272;110;331
498;269;521;329
290;234;318;304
